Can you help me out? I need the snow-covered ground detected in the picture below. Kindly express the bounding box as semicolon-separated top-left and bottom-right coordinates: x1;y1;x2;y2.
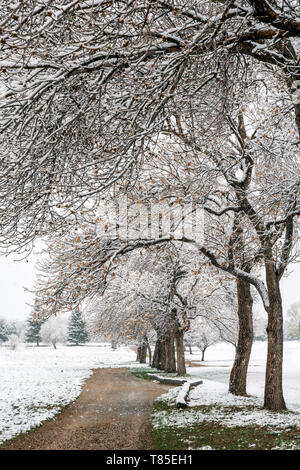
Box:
185;341;300;412
0;341;299;446
0;343;136;444
153;341;300;450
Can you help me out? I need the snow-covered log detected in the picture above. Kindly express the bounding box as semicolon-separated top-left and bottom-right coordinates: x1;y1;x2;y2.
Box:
147;374;187;385
176;382;191;409
176;379;203;409
147;373;203;407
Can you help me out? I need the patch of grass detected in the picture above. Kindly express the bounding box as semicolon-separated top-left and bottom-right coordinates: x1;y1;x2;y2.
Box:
151;403;300;450
130;367;161;381
26;404;60;413
153;399;171;412
130;366;190;381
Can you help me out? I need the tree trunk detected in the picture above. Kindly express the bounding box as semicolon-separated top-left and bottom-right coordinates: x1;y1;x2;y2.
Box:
175;329;186;375
152;337;164;370
152;340;158;368
152;329;176;373
229;277;254;396
264;260;286;410
139;337;148;363
201;347;206;362
147;343;152;365
136;345;141;362
139;345;147;363
163;333;176;373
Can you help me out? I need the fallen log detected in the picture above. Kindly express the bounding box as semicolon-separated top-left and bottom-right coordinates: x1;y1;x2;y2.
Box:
176;379;203;409
147;373;203;408
176;382;190;409
147;374;187;385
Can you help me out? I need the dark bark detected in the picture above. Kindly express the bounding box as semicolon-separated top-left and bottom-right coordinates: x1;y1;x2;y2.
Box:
151;339;158;368
201;347;207;362
152;337;164;370
163;333;176;372
175;329;186;375
152;331;176;373
136;345;141;362
147;343;152;365
229;277;254;396
136;336;148;363
139;344;147;363
264;257;286;410
139;337;148;364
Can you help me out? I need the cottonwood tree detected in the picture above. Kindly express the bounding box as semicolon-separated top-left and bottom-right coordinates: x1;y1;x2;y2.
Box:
36;230;238;376
35;99;299;409
134;123;255;395
85;268;155;363
159;75;300;409
131;58;300;407
1;1;299;410
91;69;300;406
84;246;188;372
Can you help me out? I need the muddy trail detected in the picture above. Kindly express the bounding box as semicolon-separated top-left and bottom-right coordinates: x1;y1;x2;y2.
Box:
2;367;171;450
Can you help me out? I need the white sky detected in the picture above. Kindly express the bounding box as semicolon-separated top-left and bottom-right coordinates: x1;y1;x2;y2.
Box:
0;248;299;322
0;252;37;321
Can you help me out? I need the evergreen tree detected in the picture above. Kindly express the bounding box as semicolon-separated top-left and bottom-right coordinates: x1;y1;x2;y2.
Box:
6;320;17;336
68;309;88;345
25;310;43;346
0;317;9;343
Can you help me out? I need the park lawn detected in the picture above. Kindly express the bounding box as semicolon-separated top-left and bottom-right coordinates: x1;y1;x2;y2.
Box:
131;355;300;450
152;400;300;450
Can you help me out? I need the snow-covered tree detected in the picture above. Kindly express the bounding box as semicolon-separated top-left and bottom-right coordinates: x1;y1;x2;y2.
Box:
40;316;68;349
0;319;25;344
284;302;300;340
185;318;220;361
254;310;268;341
2;1;298;412
135;69;300;407
0;317;9;343
83;243;238;374
67;309;89;346
5;320;17;336
6;334;20;351
25;310;43;346
0;1;299;255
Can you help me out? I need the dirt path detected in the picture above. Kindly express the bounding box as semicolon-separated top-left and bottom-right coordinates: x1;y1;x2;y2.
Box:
2;368;171;450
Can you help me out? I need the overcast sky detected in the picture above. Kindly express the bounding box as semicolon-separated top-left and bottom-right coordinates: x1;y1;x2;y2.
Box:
0;247;299;323
0;252;37;321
